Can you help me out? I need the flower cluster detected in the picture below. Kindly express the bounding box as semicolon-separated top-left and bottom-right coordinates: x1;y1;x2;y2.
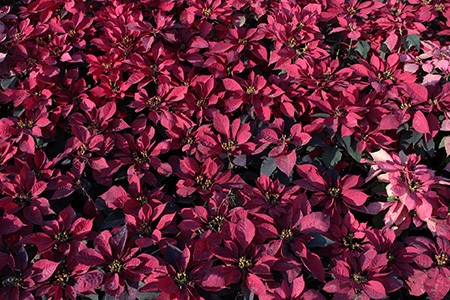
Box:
1;0;450;299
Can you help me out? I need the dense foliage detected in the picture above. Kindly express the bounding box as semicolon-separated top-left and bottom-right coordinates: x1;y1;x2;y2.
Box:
2;0;450;299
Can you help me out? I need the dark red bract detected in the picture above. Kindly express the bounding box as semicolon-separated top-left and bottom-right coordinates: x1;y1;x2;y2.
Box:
1;0;450;299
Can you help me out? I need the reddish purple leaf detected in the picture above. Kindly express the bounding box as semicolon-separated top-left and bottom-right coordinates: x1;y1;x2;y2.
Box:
76;270;104;293
32;259;59;282
364;280;387;299
222;78;243;92
276;150;297;176
213;113;230;137
413;111;430;134
246;273;266;295
0;214;24;234
299;212;330;234
236;217;255;250
76;248;106;266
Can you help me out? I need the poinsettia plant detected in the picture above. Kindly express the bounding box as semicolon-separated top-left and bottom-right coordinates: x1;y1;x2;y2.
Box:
2;0;450;299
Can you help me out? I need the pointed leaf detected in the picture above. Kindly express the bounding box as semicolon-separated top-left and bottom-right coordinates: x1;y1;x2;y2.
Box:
364;280;387;299
236;218;255;250
300;212;330;234
77;248;107;266
222;78;243;92
276;150;297;176
246;273;266;295
76;270;104;293
32;259;59;282
213;113;230;137
110;225;127;255
413;111;430;134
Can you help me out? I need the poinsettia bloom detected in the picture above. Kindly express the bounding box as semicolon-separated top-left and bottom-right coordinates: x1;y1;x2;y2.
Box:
0;165;52;224
76;226;159;298
367;149;448;232
100;173;171;214
324;249;402;299
245;174;299;218
351;54;416;93
266;3;326;68
329;16;363;40
52;11;94;49
255;118;311;175
145;244;216;299
262;193;330;282
262;275;327;300
323;0;384;19
27;205;93;257
125;202;176;248
295;164;368;214
175;156;244;200
113;127;172;185
327;212;369;256
131;82;187;123
198;112;255;157
0;109;52;154
209;211;276;297
62;125;112;182
178;195;234;247
208;26;266;64
85;53;122;82
0;246;58;299
180;0;230;30
309;86;367;137
404;236;450;300
68;99;129;134
221;71;272;114
183;75;222;121
375;1;427;37
35;256;99;300
364;226;414;281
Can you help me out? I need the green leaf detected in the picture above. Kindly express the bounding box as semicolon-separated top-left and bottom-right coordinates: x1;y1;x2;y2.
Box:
323;147;342;168
405;34;421;51
338;135;362;162
238;15;246;27
1;76;18;90
278;69;287;76
355;40;370;59
439;136;448;149
306;233;335;248
380;43;389;60
261;157;277;177
136;292;160;300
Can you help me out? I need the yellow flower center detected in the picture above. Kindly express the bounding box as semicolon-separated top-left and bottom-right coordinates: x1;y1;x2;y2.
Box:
280;229;293;240
174;272;188;288
435;253;449;266
352;272;367;284
107;259;123;273
328;187;341;198
54;231;70;243
238;256;252;269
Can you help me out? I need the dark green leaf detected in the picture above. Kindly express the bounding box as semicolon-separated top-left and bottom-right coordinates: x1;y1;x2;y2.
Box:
261;157;276;177
405;34;421;51
1;76;18;90
278;69;287;76
338;135;362;162
355;41;370;59
136;292;160;300
306;233;335;248
165;243;183;267
323;147;342;168
98;210;125;230
380;43;389;60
